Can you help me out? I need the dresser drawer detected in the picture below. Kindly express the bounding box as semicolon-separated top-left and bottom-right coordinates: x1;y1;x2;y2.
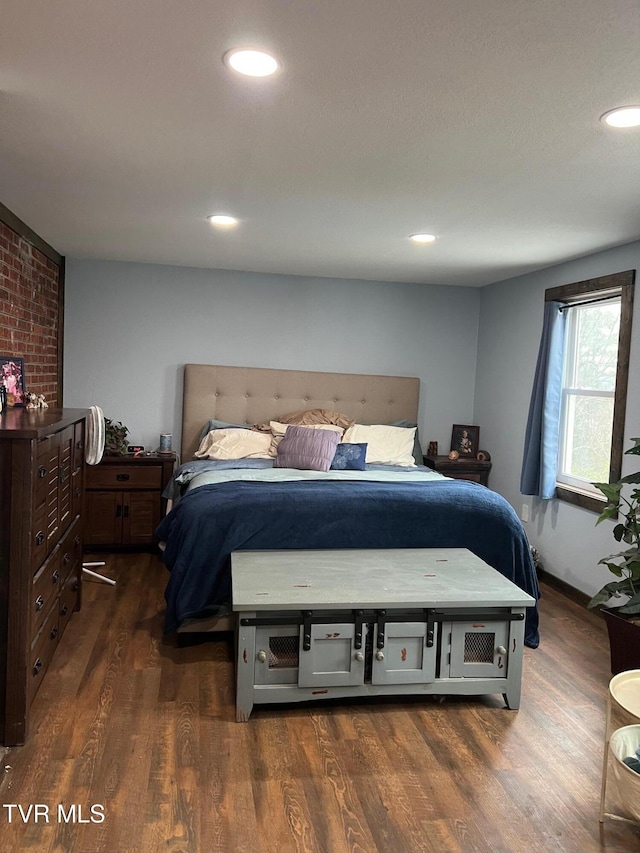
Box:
86;464;162;490
29;604;59;705
59;515;82;583
31;548;62;638
59;572;80;639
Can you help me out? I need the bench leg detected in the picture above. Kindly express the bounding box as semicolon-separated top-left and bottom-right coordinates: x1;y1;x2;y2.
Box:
235;616;255;722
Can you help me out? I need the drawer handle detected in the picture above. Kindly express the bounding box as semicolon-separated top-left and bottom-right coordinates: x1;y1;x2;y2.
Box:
50;626;58;641
35;595;45;612
33;658;43;677
76;441;83;450
123;505;129;518
116;473;130;481
75;488;82;498
74;536;81;547
38;466;47;478
52;570;60;584
61;604;69;617
116;505;122;518
63;553;71;565
35;531;44;546
72;582;79;593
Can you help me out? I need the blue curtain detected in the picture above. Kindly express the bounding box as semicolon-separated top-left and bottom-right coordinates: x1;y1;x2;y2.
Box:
520;301;567;499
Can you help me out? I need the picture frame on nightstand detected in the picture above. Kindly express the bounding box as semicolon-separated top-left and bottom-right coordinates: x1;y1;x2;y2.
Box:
451;424;479;459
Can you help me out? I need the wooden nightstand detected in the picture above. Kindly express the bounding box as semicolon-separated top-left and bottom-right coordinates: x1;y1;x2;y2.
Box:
423;454;492;487
84;452;176;549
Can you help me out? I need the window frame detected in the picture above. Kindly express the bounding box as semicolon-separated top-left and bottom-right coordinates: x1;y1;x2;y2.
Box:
545;270;635;514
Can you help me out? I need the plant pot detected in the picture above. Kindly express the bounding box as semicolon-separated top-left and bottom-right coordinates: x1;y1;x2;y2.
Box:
601;607;640;675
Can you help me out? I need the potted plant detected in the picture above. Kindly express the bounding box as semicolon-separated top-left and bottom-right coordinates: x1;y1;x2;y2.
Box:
588;436;640;674
104;417;129;456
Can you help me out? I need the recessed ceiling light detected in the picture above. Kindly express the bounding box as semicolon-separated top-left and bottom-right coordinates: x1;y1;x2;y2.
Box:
409;233;436;243
207;214;238;227
223;49;279;78
600;106;640;128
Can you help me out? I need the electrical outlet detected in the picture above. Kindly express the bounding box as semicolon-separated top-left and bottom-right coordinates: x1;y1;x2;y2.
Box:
521;504;530;523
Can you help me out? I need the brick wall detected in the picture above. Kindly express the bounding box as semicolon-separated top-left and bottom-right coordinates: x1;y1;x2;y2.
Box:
0;218;63;405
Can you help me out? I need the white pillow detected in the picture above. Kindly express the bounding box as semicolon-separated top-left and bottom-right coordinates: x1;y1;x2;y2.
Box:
342;424;416;466
268;421;345;457
195;428;272;460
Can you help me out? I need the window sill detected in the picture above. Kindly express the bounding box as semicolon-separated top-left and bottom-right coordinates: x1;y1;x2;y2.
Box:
555;484;607;515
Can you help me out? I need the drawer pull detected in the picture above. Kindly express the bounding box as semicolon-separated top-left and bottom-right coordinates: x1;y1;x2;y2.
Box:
33;658;43;677
76;441;83;450
61;604;69;617
63;552;71;565
52;570;60;584
74;536;81;547
35;531;44;546
123;505;129;518
72;582;79;593
116;473;130;481
50;626;58;641
38;466;47;478
75;488;82;498
116;505;122;518
35;595;45;612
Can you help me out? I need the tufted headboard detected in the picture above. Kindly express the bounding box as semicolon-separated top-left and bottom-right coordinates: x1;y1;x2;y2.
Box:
181;364;420;460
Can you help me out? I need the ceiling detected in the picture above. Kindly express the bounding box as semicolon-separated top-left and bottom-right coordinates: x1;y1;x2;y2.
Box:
1;1;639;287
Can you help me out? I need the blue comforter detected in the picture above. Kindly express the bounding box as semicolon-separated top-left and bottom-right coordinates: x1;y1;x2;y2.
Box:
157;476;540;647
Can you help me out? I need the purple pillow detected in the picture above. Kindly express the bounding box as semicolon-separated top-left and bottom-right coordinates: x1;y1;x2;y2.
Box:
274;425;341;471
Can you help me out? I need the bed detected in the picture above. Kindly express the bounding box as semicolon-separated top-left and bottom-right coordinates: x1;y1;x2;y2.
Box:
157;364;540;647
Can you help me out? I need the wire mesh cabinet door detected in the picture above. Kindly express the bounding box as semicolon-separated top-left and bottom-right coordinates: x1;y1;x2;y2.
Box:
297;621;368;688
254;626;300;685
446;618;511;678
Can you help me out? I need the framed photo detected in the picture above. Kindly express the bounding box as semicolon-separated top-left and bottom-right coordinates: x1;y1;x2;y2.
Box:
0;356;26;406
451;424;479;459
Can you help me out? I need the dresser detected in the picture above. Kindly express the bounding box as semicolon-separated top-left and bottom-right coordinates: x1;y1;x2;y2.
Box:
0;407;88;746
84;452;176;548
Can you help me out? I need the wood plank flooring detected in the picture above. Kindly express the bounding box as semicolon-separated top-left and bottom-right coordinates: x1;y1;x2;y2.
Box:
1;552;639;852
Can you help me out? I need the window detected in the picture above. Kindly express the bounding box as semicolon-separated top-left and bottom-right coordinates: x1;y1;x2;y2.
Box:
547;271;635;513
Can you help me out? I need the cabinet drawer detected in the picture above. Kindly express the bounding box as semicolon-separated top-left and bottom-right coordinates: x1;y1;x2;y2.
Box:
59;573;80;638
32;548;62;637
59;515;82;584
449;471;482;482
86;464;162;490
29;605;59;705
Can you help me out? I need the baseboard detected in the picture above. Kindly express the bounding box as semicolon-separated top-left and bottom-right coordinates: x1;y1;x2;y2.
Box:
537;568;593;610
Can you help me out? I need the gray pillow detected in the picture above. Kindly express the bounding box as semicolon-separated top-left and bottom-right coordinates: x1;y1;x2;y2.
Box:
199;418;250;443
390;420;424;465
274;425;341;472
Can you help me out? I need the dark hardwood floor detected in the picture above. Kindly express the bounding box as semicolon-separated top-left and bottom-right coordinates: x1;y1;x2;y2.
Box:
1;552;639;852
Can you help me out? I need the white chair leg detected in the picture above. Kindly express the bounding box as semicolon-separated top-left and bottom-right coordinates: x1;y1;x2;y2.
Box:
82;562;116;586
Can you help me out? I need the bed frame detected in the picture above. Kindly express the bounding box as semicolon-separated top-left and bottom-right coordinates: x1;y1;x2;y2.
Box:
177;363;420;633
181;364;419;460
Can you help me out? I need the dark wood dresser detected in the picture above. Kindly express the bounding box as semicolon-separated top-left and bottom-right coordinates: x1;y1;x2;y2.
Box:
0;407;88;746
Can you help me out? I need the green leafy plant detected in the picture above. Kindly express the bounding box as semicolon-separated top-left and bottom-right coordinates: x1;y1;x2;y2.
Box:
588;437;640;616
104;417;129;456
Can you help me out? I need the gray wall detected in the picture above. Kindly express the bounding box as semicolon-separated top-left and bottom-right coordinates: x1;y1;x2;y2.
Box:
475;240;640;597
65;246;640;598
64;259;481;455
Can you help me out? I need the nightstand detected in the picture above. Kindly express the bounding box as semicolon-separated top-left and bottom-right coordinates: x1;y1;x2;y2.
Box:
84;452;176;548
423;454;492;487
